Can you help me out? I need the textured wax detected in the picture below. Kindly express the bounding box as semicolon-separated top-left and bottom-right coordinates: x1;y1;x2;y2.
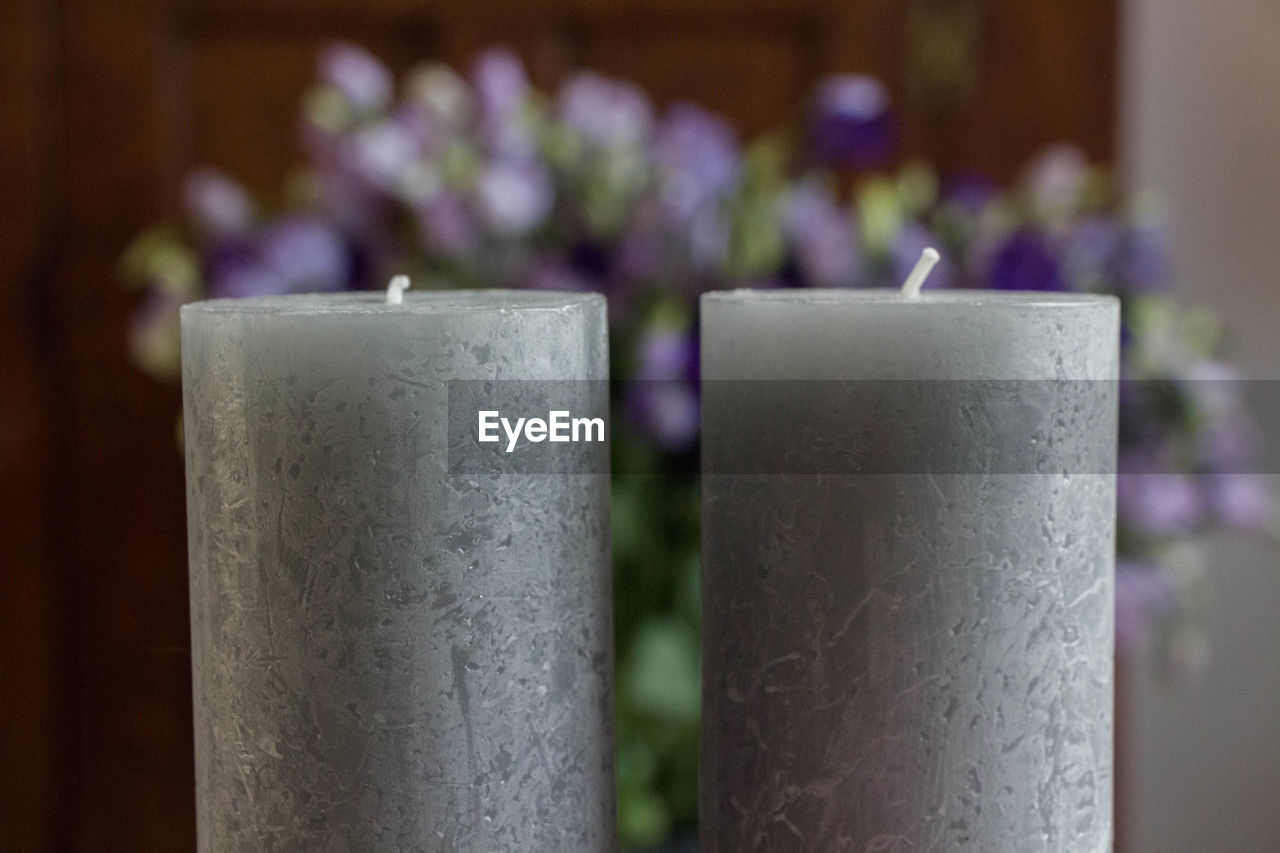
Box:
182;291;614;851
700;291;1119;852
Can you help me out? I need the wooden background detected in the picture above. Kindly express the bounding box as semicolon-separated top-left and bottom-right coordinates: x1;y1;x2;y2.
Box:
0;0;1116;848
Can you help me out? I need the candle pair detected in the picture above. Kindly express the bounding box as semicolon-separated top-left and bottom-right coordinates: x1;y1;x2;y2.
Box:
183;283;1117;851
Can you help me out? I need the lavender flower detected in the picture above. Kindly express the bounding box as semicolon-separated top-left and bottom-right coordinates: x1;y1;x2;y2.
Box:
615;208;665;282
472;48;536;158
986;229;1065;291
474;158;554;236
473;48;528;121
204;238;280;299
205;217;350;298
686;207;732;275
1022;143;1088;224
807;75;893;169
1115;561;1174;655
184;168;254;236
938;171;999;216
416;192;479;256
1184;361;1244;411
259;217;350;292
781;183;858;287
1117;468;1205;534
1062;218;1121;291
207;260;282;299
632;383;700;453
1203;474;1272;530
406;64;473;129
1121;216;1171;291
349;119;423;194
558;72;654;150
318;42;393;112
1185;363;1264;474
1197;415;1263;471
305;169;395;249
524;259;594;293
636;327;698;382
122;45;1275;721
625;327;700;452
652;103;740;219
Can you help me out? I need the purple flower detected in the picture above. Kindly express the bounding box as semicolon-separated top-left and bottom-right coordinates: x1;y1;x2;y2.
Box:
471;48;537;157
318;42;393;112
299;172;396;282
474;158;554;236
472;47;529;121
652;103;740;219
209;261;282;299
631;382;700;453
1117;469;1205;534
1121;219;1171;291
624;327;701;452
405;64;473;128
1115;561;1175;655
524;259;594;293
1203;474;1272;530
349;119;423;193
615;209;665;282
808;74;893;169
258;217;350;292
781;184;859;287
938;171;999;215
417;192;478;256
1197;415;1262;472
687;207;731;274
204;239;281;298
202;219;348;298
1062;218;1121;289
1023;144;1088;223
635;328;698;383
986;229;1065;291
1185;361;1243;404
558;71;653;149
184;168;254;236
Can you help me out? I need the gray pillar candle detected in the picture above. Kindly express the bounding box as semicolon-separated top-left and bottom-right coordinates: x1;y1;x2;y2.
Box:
181;290;614;851
700;290;1119;852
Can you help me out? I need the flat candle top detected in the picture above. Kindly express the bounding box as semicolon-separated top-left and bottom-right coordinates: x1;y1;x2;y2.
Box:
182;289;604;316
703;289;1116;308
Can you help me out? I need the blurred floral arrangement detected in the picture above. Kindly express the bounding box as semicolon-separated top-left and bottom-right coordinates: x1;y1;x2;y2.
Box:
122;43;1275;848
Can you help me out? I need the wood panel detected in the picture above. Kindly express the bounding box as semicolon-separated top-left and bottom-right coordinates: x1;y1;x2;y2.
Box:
5;0;1118;848
0;0;60;848
898;0;1119;174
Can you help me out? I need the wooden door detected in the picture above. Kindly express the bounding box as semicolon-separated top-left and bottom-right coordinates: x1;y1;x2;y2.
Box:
0;0;1117;848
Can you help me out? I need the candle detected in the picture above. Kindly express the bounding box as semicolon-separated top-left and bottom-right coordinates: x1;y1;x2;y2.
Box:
700;275;1118;850
182;288;615;851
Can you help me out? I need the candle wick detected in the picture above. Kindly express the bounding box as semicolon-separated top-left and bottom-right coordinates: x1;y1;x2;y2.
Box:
386;275;411;305
900;248;941;299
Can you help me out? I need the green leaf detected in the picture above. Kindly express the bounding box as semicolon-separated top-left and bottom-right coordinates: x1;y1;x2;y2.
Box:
118;228;201;297
858;177;904;256
618;788;671;849
623;618;700;721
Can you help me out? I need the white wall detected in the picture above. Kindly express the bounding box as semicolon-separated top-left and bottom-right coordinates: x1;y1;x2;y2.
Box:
1120;1;1280;850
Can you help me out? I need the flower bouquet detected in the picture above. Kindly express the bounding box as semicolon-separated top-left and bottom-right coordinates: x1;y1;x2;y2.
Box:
122;43;1275;848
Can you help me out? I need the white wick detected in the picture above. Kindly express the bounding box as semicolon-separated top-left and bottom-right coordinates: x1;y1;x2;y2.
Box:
385;274;411;305
900;247;940;299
